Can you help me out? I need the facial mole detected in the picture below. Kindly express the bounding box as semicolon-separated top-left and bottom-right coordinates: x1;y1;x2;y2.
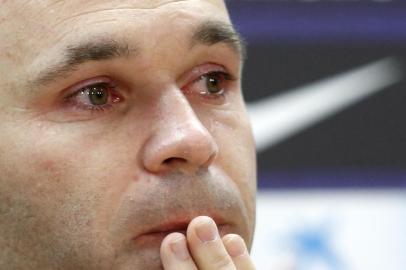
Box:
40;160;57;172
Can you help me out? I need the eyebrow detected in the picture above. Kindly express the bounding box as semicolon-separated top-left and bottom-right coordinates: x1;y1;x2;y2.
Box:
33;39;133;86
191;20;246;59
32;20;246;87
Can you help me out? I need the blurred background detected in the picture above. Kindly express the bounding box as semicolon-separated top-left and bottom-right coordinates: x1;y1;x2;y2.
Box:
226;1;406;269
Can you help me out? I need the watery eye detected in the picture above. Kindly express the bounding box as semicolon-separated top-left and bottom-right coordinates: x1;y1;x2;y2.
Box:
63;80;123;116
182;68;236;105
205;73;223;94
81;84;110;106
200;71;233;96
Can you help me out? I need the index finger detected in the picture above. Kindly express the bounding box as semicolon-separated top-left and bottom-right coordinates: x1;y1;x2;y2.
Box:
186;216;236;270
160;232;198;270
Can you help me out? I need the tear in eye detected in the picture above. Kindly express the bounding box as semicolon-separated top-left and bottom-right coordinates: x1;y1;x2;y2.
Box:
64;80;122;115
83;84;109;105
205;73;224;94
200;71;234;96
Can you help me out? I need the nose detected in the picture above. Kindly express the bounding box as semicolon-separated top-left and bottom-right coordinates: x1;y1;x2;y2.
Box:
141;89;219;174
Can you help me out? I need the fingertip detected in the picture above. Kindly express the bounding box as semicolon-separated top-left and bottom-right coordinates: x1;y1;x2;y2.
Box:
222;234;248;257
223;234;256;269
186;216;236;269
187;216;215;233
161;232;190;261
161;232;185;248
161;232;198;270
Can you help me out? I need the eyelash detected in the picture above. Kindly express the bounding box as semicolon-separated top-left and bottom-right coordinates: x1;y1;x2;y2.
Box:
191;71;236;98
64;82;121;115
64;70;235;115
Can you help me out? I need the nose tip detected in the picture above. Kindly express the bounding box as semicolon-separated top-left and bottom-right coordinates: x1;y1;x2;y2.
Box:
142;119;219;174
142;128;219;173
161;143;218;170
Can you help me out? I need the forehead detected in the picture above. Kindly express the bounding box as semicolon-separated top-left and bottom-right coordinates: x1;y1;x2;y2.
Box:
0;0;230;82
3;0;225;11
2;0;228;46
2;0;228;33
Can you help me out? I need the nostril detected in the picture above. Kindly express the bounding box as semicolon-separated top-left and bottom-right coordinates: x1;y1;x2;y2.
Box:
163;157;187;165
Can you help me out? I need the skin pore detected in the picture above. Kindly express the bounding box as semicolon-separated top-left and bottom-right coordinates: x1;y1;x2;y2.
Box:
0;1;257;269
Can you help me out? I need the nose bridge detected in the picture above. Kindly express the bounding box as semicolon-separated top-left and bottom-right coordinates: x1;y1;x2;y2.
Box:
161;88;199;127
142;88;219;173
165;91;212;135
160;91;211;149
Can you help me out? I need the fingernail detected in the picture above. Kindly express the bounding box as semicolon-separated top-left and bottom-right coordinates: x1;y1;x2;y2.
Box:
170;236;190;261
224;235;247;257
195;217;218;243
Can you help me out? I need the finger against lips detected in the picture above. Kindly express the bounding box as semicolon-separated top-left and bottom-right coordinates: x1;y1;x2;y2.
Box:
222;234;256;270
160;232;198;270
187;216;236;270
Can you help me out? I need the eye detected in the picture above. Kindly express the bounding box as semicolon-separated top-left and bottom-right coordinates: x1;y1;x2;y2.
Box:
86;84;109;105
205;72;227;95
64;80;122;113
192;71;235;99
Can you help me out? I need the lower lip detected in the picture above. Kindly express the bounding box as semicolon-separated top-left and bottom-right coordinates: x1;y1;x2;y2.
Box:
133;225;230;249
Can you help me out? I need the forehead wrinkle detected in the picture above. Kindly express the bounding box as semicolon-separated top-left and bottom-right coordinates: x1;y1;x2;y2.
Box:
52;0;190;27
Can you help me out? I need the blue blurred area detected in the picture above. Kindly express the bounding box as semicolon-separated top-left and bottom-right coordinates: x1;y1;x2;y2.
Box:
258;170;406;189
253;190;406;270
227;2;406;44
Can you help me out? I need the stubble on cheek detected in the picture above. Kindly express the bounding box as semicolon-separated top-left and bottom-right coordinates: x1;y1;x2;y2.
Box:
0;142;116;270
208;108;257;244
0;162;69;269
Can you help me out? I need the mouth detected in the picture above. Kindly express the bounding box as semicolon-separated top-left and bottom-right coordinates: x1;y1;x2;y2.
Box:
132;217;230;249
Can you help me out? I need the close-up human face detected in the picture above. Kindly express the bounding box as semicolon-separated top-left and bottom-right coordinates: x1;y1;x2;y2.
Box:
0;1;257;269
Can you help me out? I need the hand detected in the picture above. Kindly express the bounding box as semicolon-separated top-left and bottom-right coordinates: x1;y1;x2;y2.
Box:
160;216;256;269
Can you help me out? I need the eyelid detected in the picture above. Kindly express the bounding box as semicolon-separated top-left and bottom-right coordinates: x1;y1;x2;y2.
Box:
62;76;115;99
180;63;235;86
59;76;124;119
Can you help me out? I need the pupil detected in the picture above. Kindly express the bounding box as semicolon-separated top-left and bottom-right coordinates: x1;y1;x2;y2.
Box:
89;85;108;105
207;76;220;93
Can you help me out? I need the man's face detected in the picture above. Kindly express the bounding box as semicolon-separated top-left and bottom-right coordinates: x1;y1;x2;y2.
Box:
0;1;256;269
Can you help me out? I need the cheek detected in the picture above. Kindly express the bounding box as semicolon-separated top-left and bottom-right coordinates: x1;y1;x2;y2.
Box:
0;121;95;237
23;122;132;220
206;109;257;212
26;121;142;228
207;108;256;177
0;123;68;208
0;122;90;266
206;108;257;246
0;120;131;262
